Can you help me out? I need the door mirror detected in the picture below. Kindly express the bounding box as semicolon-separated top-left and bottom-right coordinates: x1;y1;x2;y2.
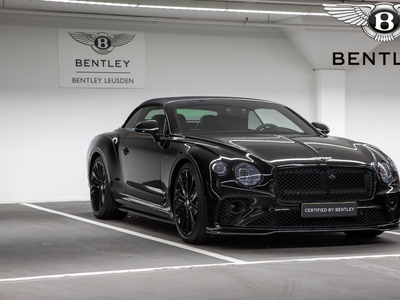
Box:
134;120;160;138
311;122;330;135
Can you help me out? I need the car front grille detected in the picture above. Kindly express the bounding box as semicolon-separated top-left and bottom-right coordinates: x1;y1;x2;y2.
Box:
274;166;375;203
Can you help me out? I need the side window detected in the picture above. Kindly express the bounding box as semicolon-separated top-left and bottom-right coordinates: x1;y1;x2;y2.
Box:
137;106;166;134
123;110;140;130
123;106;166;132
142;108;165;120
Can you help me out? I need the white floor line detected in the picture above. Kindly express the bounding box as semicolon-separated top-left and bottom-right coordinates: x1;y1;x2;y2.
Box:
2;254;400;283
386;231;400;236
0;263;235;283
20;203;244;264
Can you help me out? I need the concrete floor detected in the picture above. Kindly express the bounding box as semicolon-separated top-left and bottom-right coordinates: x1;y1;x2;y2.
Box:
0;201;400;300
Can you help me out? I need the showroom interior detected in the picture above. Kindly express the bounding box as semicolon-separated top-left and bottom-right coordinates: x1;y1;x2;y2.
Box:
1;0;400;299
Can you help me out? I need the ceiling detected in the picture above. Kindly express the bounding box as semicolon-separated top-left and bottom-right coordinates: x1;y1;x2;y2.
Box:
0;0;394;70
1;0;397;28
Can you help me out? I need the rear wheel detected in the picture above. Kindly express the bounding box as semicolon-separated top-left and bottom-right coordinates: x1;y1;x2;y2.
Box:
344;230;384;238
90;156;127;220
173;163;210;244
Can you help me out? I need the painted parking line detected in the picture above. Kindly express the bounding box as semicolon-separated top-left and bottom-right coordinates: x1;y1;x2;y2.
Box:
2;253;400;283
2;204;399;284
386;231;400;236
21;203;245;264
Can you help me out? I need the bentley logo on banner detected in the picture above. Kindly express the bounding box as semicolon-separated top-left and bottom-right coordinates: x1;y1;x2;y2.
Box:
68;32;135;55
58;28;146;88
323;2;400;42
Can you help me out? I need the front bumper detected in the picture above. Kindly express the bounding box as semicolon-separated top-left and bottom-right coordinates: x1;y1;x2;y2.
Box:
208;194;400;235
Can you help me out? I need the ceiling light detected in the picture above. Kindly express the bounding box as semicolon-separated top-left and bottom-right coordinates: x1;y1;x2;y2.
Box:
226;9;326;16
38;0;329;16
138;5;226;12
38;0;138;8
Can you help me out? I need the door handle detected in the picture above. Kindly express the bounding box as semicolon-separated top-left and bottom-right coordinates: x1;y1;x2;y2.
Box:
123;147;129;155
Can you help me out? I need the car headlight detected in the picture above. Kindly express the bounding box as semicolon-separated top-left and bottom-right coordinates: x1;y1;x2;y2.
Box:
378;162;393;184
234;163;261;186
211;161;229;176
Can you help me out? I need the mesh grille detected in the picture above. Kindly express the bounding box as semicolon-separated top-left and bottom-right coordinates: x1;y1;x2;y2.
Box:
274;166;374;203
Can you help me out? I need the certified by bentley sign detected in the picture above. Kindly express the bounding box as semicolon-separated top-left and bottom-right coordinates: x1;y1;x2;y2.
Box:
58;28;145;88
323;2;400;42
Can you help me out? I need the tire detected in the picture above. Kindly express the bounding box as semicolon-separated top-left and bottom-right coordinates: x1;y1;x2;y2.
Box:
90;156;127;220
173;162;210;244
344;230;384;238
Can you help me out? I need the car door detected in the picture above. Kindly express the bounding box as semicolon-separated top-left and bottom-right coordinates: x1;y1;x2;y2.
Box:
120;105;166;206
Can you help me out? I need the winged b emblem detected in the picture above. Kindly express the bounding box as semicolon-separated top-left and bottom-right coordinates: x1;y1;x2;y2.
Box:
323;2;400;42
68;32;135;54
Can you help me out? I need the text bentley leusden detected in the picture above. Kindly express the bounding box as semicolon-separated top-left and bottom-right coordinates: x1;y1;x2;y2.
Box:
72;77;134;84
73;59;134;84
333;52;400;65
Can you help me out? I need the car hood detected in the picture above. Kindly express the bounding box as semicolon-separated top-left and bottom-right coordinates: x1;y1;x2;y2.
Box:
204;134;376;167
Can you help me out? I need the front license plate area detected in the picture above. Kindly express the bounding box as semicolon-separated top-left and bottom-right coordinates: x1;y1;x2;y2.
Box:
301;202;357;218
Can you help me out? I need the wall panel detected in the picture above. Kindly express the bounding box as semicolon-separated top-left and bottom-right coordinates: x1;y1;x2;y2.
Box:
0;17;313;203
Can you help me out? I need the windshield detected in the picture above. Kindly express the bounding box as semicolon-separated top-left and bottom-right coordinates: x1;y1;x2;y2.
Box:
169;99;317;136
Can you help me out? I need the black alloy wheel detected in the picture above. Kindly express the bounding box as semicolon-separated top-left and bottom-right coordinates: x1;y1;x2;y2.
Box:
174;163;209;244
90;156;127;220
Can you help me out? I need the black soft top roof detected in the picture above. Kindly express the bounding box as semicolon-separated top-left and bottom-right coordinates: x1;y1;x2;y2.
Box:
140;96;276;107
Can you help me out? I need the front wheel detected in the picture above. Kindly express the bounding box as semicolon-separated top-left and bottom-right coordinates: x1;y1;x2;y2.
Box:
173;163;210;244
90;156;127;220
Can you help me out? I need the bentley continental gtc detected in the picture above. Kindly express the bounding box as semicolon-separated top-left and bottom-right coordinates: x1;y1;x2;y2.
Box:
87;97;400;244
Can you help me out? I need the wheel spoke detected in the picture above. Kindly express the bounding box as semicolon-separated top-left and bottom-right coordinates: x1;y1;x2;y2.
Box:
185;213;190;234
91;171;101;186
189;187;198;204
175;192;185;203
188;174;195;198
177;177;187;198
90;184;100;193
177;210;185;228
190;203;198;217
189;180;198;217
90;161;106;213
182;171;189;198
174;200;185;218
188;210;196;232
174;167;201;237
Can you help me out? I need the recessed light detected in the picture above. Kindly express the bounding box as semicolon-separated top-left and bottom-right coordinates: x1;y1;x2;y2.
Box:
38;0;328;16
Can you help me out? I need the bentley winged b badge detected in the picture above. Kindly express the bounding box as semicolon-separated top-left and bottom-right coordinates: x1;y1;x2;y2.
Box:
323;2;400;42
68;32;135;54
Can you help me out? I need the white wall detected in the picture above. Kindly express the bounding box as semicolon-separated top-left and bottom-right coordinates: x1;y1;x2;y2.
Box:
313;70;346;137
346;40;400;167
0;15;313;203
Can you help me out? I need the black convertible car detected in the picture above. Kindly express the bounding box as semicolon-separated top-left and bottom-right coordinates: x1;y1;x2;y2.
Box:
87;97;400;244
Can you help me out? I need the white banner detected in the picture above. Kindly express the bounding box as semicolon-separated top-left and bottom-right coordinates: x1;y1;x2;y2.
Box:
58;28;145;88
